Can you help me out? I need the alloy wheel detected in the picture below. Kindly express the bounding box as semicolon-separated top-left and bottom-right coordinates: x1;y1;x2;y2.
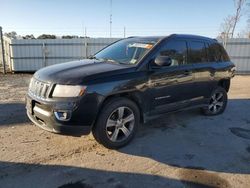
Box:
208;92;224;114
106;106;135;142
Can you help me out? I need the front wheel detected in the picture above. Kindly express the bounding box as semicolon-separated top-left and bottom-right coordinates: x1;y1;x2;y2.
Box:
201;87;228;116
92;97;140;149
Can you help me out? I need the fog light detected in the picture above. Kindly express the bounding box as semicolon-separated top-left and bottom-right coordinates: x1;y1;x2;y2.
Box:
54;111;71;121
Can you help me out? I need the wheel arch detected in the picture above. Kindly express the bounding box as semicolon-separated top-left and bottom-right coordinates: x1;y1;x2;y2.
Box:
218;79;230;92
97;92;145;124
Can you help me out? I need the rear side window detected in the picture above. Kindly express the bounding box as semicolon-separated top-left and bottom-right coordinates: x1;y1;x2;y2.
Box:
188;41;207;64
207;43;230;62
158;40;187;66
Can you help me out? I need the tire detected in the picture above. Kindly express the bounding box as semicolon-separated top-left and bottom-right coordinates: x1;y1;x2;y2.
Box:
92;97;140;149
201;86;228;116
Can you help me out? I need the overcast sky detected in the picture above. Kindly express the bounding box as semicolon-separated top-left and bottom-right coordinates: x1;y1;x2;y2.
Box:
0;0;248;38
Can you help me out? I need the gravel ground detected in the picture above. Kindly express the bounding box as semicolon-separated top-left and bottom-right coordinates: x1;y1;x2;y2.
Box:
0;74;250;188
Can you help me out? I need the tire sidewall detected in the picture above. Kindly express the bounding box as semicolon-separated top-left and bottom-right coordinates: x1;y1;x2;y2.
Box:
93;98;140;149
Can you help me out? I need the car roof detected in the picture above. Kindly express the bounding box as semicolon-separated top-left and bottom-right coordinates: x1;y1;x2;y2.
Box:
127;36;165;42
172;34;216;42
129;34;217;43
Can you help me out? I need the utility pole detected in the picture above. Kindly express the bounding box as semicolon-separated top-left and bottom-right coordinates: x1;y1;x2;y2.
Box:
110;0;112;38
0;26;6;74
123;27;126;38
84;27;87;38
82;21;85;37
82;21;88;58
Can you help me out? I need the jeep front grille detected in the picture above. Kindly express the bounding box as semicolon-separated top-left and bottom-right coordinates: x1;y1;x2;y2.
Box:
28;78;51;99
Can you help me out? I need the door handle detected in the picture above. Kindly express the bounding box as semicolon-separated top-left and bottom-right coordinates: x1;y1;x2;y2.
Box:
184;70;192;75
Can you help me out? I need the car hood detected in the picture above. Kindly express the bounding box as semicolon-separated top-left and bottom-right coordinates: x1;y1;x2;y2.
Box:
34;59;133;85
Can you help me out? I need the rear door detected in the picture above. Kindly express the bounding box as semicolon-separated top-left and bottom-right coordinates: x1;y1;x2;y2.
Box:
148;39;197;115
187;40;216;100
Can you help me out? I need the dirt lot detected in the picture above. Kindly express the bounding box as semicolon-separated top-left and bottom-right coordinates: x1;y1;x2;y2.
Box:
0;74;250;188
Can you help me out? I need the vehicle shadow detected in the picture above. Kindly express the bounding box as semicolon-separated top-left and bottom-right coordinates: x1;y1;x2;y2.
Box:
120;99;250;174
0;161;224;188
0;102;29;126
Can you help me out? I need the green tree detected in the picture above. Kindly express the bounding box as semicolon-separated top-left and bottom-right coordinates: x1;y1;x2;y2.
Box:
4;31;17;39
62;35;79;39
23;34;35;39
37;34;56;39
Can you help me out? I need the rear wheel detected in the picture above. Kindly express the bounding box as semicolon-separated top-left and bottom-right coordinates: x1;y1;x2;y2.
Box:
92;98;140;149
201;87;227;116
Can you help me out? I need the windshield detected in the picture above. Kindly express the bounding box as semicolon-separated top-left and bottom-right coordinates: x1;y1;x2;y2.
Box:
94;38;159;65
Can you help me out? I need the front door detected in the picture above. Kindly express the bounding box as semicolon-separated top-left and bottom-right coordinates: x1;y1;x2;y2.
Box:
148;39;197;115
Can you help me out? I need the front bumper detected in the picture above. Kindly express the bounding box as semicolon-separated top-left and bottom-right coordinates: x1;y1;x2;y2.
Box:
26;94;92;135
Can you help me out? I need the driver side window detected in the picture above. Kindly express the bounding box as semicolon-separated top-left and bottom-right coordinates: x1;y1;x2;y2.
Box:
158;40;188;66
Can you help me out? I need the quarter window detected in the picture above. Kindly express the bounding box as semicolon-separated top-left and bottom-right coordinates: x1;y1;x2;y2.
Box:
207;43;230;62
158;40;187;66
188;41;207;64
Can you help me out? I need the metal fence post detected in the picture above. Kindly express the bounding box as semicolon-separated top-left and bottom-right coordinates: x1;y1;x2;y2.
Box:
84;37;88;58
8;43;12;72
42;42;47;67
0;26;6;74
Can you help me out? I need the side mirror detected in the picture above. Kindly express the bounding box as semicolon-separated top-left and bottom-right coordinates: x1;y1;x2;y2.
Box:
154;55;172;67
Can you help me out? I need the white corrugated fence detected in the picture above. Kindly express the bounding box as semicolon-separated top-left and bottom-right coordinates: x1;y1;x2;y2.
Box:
221;38;250;74
3;38;120;72
1;37;250;73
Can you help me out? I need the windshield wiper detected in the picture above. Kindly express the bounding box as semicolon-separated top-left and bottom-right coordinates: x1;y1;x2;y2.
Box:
88;56;116;63
101;58;120;64
88;55;98;60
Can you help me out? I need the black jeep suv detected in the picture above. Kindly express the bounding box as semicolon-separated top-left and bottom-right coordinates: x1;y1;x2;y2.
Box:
26;34;235;149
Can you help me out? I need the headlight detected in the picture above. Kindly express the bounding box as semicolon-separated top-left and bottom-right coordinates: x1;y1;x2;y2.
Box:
52;85;86;98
